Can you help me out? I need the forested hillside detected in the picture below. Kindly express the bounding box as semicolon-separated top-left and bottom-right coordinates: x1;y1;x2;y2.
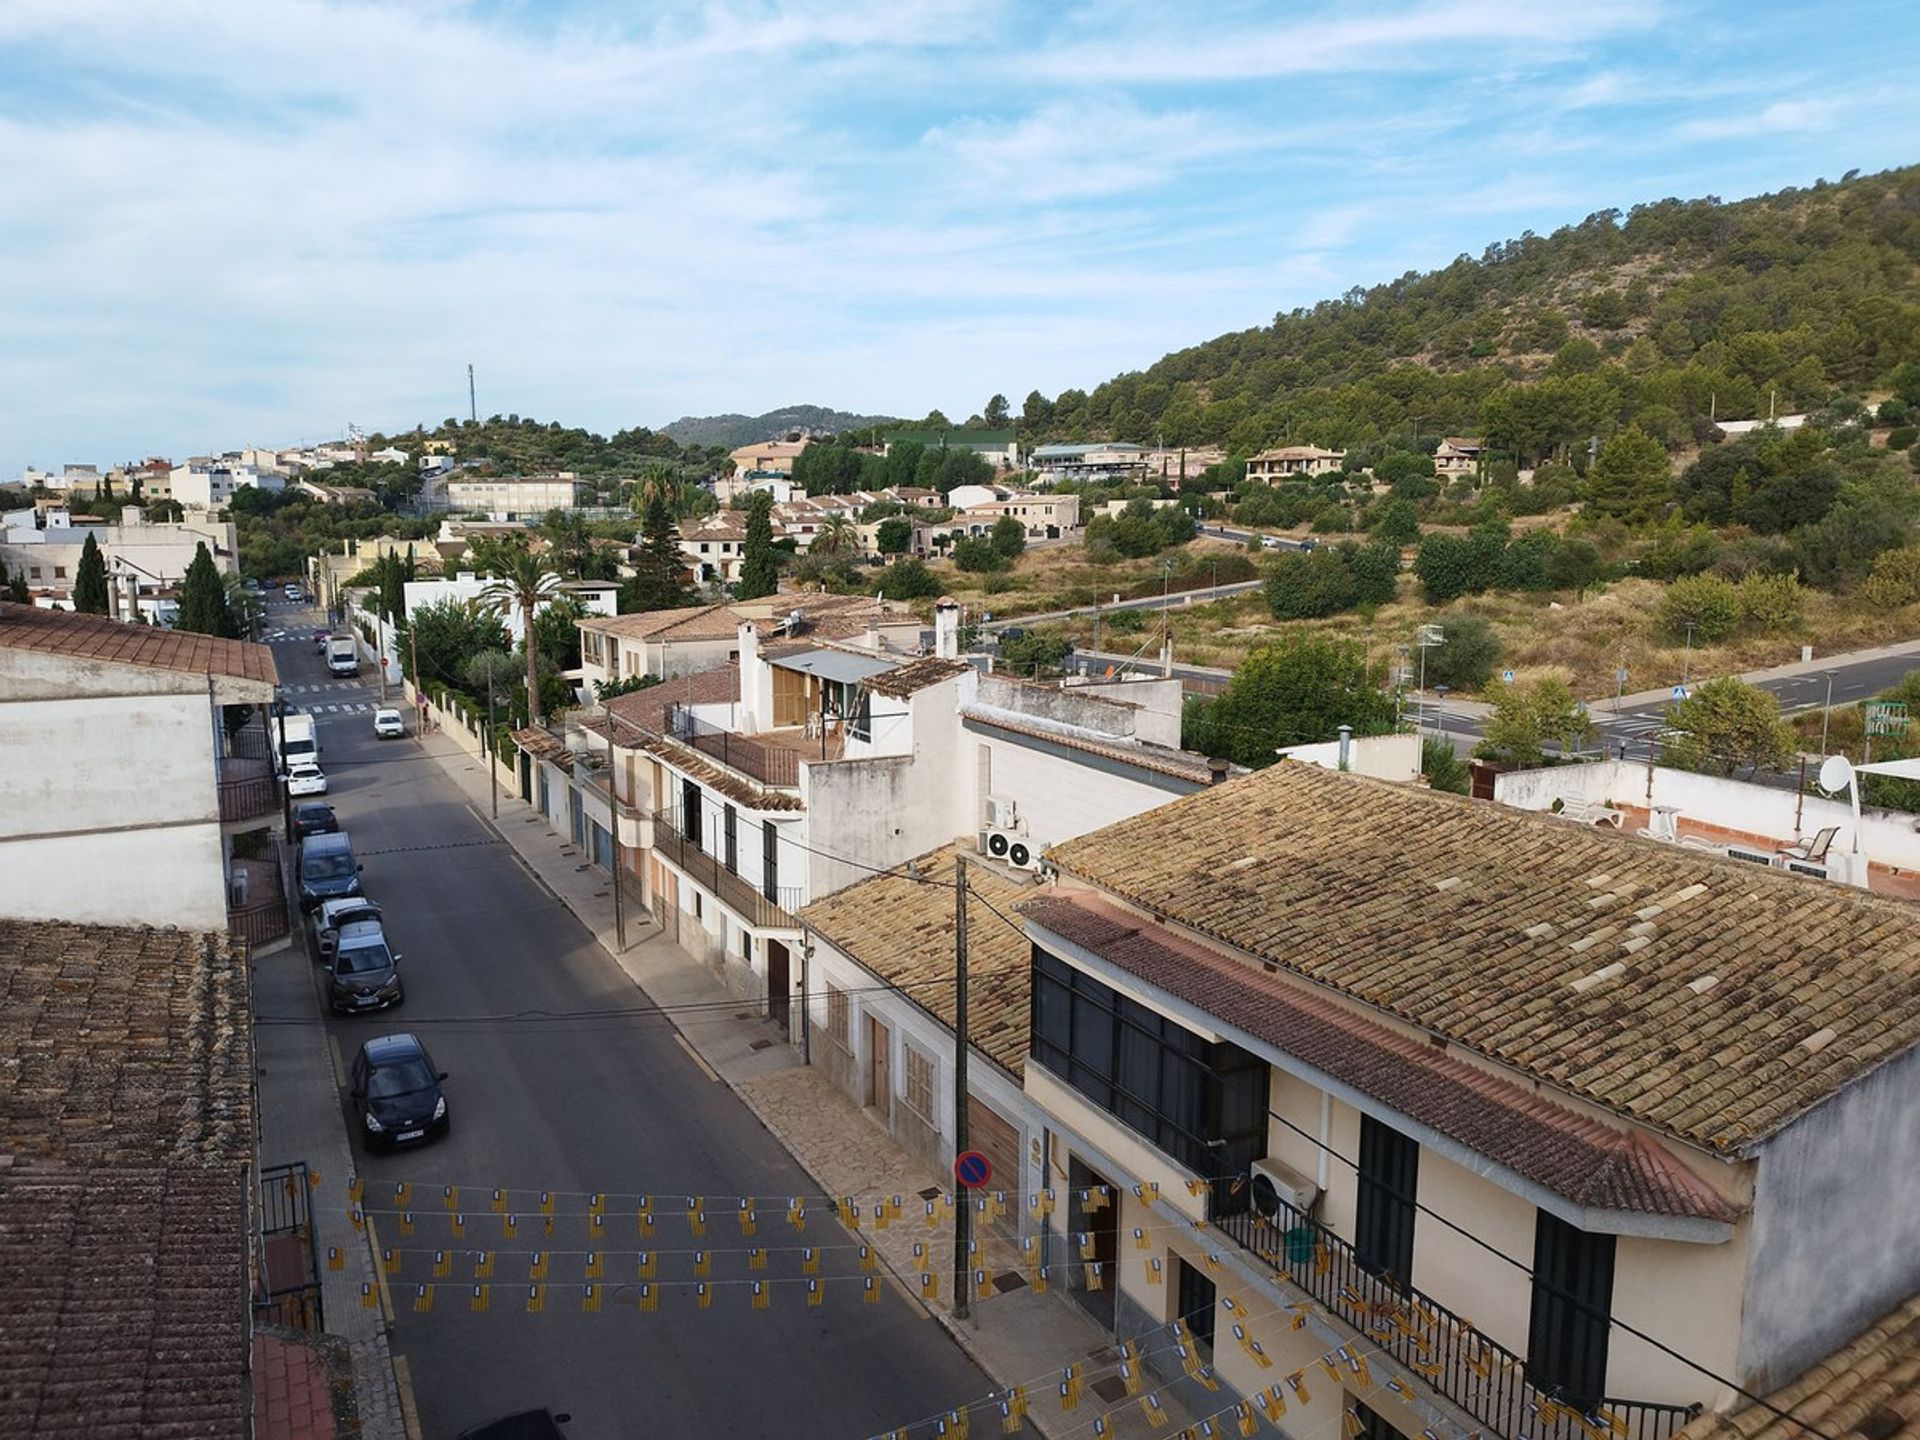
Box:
369;414;726;478
1018;165;1920;459
658;405;901;449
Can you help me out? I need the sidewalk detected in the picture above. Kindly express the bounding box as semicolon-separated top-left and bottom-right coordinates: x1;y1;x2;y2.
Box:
414;725;1209;1438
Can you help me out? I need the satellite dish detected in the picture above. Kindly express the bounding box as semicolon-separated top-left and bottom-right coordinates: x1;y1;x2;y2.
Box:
1818;755;1854;794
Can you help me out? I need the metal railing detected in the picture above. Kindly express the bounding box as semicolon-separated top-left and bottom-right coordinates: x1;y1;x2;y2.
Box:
664;703;801;787
1210;1198;1698;1440
254;1160;324;1333
218;773;278;823
227;859;290;948
651;816;804;929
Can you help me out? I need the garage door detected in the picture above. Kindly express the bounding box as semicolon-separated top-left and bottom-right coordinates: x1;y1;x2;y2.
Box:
966;1096;1023;1224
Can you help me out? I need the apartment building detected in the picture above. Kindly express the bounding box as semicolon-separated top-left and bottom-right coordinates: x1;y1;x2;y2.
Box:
168;459;286;510
549;600;1210;1033
578;594;922;693
0;603;281;934
446;474;584;519
1030;442;1151;485
395;572;616;646
678;510;787;584
1246;445;1347;480
961;492;1082;540
1014;761;1920;1440
728;439;810;483
0;507;237;618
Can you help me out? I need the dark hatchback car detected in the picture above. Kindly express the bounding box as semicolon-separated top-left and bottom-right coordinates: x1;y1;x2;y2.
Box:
458;1413;570;1440
349;1034;448;1149
327;921;404;1014
292;802;339;841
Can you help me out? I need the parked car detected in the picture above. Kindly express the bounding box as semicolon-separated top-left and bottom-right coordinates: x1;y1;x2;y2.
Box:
349;1033;448;1149
373;707;405;739
311;896;383;964
284;583;303;601
285;760;328;797
297;832;362;911
312;627;330;652
326;920;404;1014
458;1413;571;1440
291;802;339;841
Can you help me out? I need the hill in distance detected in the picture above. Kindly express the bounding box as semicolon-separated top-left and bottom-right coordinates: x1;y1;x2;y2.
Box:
659;404;901;449
1033;163;1920;459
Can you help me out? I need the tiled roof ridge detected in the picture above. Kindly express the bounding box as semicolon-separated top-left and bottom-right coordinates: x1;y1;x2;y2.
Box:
962;710;1218;783
1023;892;1742;1224
866;656;972;699
0;602;277;686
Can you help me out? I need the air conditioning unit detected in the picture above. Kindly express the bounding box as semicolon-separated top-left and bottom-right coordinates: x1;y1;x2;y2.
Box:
981;829;1038;870
984;795;1022;831
1249;1157;1320;1220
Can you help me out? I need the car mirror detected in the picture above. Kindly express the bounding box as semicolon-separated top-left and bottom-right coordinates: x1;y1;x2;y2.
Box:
436;1071;449;1081
357;863;365;872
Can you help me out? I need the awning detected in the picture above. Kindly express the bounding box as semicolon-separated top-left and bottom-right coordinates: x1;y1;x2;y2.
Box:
768;649;894;685
1857;758;1920;781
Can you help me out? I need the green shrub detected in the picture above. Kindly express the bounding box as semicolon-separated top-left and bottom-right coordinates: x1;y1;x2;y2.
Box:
1421;738;1471;794
1862;545;1920;609
1266;547;1358;619
1421;614;1502;692
1347;542;1401;606
1736;571;1802;631
1659;574;1741;642
1368;498;1420;546
1887;425;1918;451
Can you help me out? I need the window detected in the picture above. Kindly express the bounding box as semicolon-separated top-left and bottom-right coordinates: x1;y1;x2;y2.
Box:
1527;1211;1616;1412
904;1046;935;1119
723;804;738;874
582;631;604;664
1029;947;1267;1209
850;687;873;742
825;984;850;1049
1355;1116;1419;1288
762;820;779;903
54;566;67;579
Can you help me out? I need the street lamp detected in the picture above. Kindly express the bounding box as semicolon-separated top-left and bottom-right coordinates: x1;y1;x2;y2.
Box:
1416;624;1445;737
1682;621;1695;686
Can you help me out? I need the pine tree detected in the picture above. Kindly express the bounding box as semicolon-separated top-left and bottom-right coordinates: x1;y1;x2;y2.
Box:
1584;427;1671;522
73;532;111;614
176;542;236;636
735;492;780;600
621;494;693;612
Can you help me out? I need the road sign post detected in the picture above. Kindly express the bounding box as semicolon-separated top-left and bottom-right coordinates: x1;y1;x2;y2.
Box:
953;1151;991;1189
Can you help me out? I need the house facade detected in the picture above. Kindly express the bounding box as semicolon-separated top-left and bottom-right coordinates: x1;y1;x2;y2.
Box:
1247;446;1347;480
446;475;584;519
0;603;281;932
1014;762;1920;1440
1433;437;1485;477
0;508;238;617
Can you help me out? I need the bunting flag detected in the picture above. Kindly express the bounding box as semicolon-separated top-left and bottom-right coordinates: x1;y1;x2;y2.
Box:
490;1187;506;1214
526;1284;546;1314
974;1269;992;1302
1076;1232;1096;1260
836;1196;859;1229
359;1281;377;1310
637;1283;658;1313
1091;1417;1111;1438
433;1250;451;1279
1057;1363;1083;1411
1174;1344;1219;1390
1083;1262;1104;1291
1029;1263;1048;1295
687;1199;706;1237
393;1182;411;1208
636;1209;654;1240
450;1213;466;1240
748;1248;768;1272
750;1281;770;1311
997;1386;1028;1434
1285;1372;1310;1405
692;1250;710;1278
1134;1227;1152;1251
858;1245;876;1273
503;1214;519;1240
397;1212;415;1237
1140;1393;1169;1429
588;1213;604;1241
787;1202;807;1233
1185;1178;1208;1197
913;1243;930;1272
539;1191;555;1216
382;1247;400;1276
806;1279;824;1308
1343;1409;1365;1439
1116;1360;1141;1397
1145;1258;1163;1285
347;1176;364;1205
585;1251;603;1279
349;1205;365;1233
863;1277;881;1305
470;1284;491;1313
529;1251;549;1281
326;1245;343;1273
474;1250;494;1279
1221;1295;1248;1318
802;1248;820;1275
1258;1384;1286;1422
588;1192;606;1218
695;1283;712;1310
582;1284;603;1314
919;1273;938;1302
636;1251;655;1279
1202;1251;1224;1273
1235;1401;1259;1438
738;1202;757;1237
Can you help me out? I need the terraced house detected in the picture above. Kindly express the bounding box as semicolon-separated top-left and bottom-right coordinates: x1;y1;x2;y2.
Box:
1018;762;1920;1440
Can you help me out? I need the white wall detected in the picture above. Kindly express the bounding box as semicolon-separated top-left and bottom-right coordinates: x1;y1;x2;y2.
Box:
0;675;229;929
1275;731;1422;782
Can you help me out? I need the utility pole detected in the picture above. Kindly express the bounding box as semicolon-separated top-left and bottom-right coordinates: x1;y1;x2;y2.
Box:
274;690;293;842
487;668;499;820
1091;599;1101;665
468;364;477;425
951;854;971;1323
1820;673;1835;756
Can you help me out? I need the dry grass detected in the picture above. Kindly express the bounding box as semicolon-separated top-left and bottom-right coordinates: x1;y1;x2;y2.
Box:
931;537;1252;618
1026;572;1920;699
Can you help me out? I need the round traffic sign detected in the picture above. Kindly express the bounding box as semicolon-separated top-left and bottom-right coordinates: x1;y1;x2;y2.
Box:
953;1150;992;1188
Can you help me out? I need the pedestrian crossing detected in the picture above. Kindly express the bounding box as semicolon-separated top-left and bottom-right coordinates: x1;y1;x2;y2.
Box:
283;681;366;694
298;701;377;716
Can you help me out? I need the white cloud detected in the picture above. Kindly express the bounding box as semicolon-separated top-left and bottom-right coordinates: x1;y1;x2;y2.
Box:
1676;98;1837;141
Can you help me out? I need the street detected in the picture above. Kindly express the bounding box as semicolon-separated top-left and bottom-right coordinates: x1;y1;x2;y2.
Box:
257;600;991;1439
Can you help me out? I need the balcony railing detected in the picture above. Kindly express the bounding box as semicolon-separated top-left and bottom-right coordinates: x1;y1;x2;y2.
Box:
218;773;278;823
651;815;804;930
664;704;800;788
1210;1198;1698;1440
227;857;290;948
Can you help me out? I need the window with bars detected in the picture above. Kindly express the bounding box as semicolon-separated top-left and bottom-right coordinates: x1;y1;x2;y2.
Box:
904;1046;936;1119
825;984;850;1049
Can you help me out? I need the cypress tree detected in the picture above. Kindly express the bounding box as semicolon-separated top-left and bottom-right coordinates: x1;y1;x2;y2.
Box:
736;492;779;600
74;532;111;614
176;542;234;636
621;494;693;612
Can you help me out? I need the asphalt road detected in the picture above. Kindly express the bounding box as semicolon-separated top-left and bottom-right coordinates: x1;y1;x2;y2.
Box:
260;600;990;1440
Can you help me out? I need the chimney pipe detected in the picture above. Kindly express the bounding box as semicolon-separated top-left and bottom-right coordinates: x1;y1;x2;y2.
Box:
1338;725;1353;771
1206;757;1231;786
933;596;960;661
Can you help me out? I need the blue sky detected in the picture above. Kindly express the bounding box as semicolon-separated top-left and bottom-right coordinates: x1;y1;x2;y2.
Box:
3;0;1918;474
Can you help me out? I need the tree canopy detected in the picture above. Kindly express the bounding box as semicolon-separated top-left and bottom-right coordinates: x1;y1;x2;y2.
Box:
1182;632;1396;765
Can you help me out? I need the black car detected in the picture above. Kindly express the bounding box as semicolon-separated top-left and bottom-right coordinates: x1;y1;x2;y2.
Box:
349;1034;448;1149
327;921;404;1014
458;1413;570;1440
297;831;362;911
292;802;339;841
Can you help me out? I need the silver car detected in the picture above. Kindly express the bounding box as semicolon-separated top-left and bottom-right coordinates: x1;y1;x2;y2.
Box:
311;897;383;965
327;920;404;1014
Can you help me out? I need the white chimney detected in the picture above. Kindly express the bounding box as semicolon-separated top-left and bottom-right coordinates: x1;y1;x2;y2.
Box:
934;597;960;660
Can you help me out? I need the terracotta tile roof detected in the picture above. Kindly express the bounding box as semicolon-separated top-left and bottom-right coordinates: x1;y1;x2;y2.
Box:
511;726;573;771
962;711;1221;786
800;845;1039;1074
0;922;252;1438
1024;894;1739;1224
1676;1294;1920;1440
0;602;277;690
601;665;741;739
0;1156;248;1440
0;922;253;1165
866;656;972;699
625;732;806;813
1042;763;1920;1154
580;603;744;642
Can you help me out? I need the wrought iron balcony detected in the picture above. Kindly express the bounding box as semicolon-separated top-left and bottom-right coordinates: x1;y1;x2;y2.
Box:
1209;1197;1698;1440
664;703;802;787
649;812;804;930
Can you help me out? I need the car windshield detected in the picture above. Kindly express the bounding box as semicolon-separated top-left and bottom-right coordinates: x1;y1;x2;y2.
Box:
296;806;332;824
335;943;394;976
303;853;355;880
365;1058;435;1099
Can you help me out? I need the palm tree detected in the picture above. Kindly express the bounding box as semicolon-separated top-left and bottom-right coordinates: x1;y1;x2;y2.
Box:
478;543;562;725
813;513;858;557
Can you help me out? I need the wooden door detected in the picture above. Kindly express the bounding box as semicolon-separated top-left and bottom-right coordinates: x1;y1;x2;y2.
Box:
966;1095;1022;1220
867;1016;891;1122
767;940;790;1035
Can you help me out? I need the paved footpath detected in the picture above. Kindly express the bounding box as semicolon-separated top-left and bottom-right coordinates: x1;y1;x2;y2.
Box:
412;723;1210;1438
